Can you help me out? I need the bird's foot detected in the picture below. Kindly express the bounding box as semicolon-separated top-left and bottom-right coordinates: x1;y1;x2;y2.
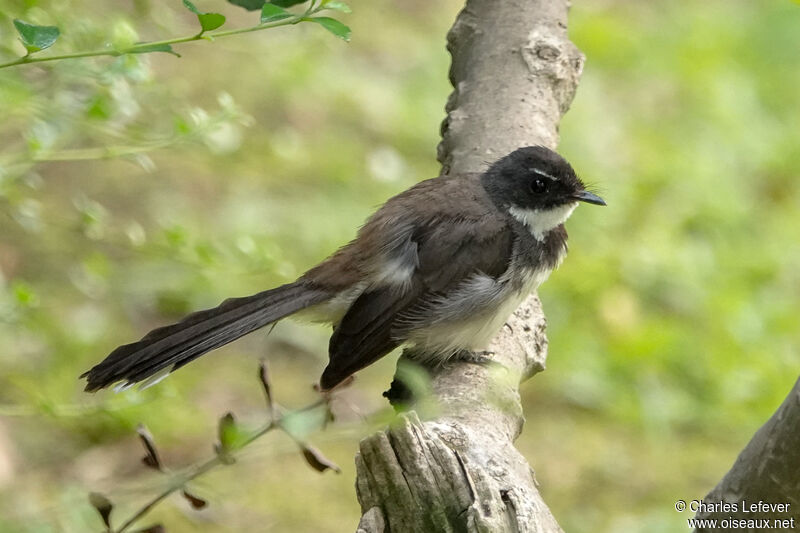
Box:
383;377;414;408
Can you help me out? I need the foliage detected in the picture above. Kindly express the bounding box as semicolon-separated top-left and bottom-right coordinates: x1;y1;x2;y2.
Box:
0;0;350;69
0;0;798;532
13;19;60;54
83;363;337;533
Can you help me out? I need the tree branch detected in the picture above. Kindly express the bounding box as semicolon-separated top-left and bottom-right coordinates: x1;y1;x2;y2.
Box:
692;376;800;531
354;1;584;530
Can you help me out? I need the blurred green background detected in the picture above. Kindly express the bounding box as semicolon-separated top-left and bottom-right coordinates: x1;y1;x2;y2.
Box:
1;0;799;531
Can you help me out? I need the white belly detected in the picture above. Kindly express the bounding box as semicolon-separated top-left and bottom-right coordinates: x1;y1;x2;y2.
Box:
402;267;551;363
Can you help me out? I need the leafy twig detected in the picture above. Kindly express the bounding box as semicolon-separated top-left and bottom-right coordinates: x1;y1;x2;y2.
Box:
90;389;330;533
0;19;288;70
0;1;350;70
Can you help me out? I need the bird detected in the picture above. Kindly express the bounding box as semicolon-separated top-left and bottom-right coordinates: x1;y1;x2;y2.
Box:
82;146;605;393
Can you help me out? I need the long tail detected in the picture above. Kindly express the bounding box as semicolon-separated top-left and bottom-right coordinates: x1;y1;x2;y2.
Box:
82;281;330;392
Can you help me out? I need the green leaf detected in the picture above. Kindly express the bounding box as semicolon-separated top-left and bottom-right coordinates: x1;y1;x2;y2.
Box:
281;405;329;440
261;3;293;23
321;1;351;14
271;0;307;7
198;12;226;31
216;412;248;455
13;19;60;53
182;0;202;14
306;17;351;41
130;43;180;57
183;0;226;32
227;0;265;10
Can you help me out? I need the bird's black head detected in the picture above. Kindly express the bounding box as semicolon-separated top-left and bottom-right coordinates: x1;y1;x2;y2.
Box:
482;146;605;211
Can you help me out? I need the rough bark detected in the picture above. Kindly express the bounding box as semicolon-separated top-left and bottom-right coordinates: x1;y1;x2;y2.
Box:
692;377;800;532
354;0;584;532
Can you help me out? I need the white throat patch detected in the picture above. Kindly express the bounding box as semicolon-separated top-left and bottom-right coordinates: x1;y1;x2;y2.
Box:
509;202;578;240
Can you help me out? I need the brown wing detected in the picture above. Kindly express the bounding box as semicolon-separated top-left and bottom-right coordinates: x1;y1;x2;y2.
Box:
320;185;514;390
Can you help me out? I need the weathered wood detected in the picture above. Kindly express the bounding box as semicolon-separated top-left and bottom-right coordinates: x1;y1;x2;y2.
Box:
355;301;565;532
693;377;800;532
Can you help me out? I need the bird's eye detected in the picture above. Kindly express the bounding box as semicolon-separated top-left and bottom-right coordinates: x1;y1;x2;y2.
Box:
531;179;547;193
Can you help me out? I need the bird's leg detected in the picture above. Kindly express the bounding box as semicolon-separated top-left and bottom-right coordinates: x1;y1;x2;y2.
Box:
383;350;498;408
383;377;414;408
383;348;433;408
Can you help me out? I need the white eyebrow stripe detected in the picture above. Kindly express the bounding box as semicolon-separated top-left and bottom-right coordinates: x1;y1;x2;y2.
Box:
531;168;557;180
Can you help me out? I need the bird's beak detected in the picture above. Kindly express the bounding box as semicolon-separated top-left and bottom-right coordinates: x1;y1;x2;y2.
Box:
573;190;606;206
